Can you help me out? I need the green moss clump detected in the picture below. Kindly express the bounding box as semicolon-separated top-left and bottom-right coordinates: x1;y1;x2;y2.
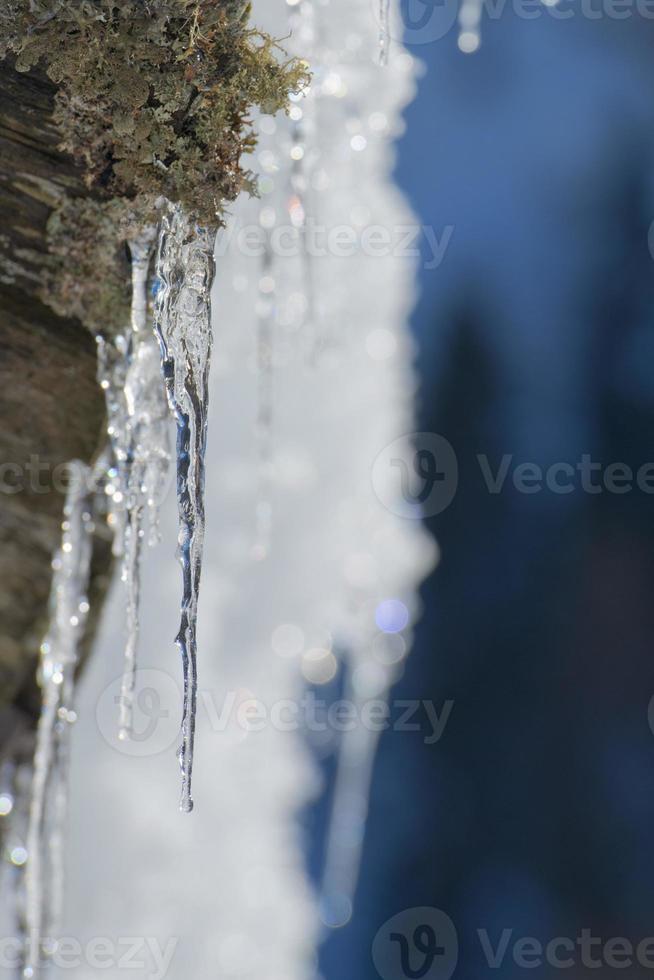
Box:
43;198;144;332
1;1;308;224
0;2;308;330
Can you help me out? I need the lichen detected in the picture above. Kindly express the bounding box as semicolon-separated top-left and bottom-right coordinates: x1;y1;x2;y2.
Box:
0;0;309;330
43;197;145;331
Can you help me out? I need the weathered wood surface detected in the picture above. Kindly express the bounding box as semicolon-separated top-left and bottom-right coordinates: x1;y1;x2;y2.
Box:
0;58;109;756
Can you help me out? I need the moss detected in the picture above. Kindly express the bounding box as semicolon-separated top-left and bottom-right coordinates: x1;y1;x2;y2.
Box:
43;197;146;333
0;1;309;329
0;0;307;222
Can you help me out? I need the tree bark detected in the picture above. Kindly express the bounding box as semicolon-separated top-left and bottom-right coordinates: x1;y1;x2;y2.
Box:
0;57;110;757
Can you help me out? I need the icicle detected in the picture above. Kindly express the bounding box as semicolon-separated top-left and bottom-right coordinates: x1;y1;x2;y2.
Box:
458;0;483;53
1;757;31;972
252;229;275;561
117;231;170;740
117;233;153;742
128;234;154;336
378;0;391;65
24;461;93;978
95;332;129;557
118;504;142;741
286;0;317;356
290;129;318;361
96;231;170;741
320;661;391;928
153;205;217;813
0;757;16;821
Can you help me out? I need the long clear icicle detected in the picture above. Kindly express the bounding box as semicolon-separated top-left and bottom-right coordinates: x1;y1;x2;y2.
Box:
287;0;318;355
1;757;32;977
118;231;170;739
96;332;129;557
24;461;93;978
119;234;153;739
457;0;483;53
253;228;274;561
96;232;170;740
378;0;391;65
321;662;393;926
154;205;217;813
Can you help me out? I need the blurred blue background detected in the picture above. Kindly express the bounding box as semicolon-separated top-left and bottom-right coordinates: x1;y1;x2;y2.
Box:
317;4;654;977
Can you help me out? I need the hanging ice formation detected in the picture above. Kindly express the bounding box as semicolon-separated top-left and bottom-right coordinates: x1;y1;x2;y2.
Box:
120;232;171;739
253;226;275;561
248;0;317;562
457;0;484;53
0;757;31;948
153;205;217;814
378;0;391;64
4;1;438;975
287;0;317;354
8;207;213;977
23;461;95;978
96;230;171;741
95;334;129;558
265;0;437;928
374;0;484;57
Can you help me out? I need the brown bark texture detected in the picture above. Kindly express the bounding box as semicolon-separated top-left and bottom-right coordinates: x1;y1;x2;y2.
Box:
0;57;110;760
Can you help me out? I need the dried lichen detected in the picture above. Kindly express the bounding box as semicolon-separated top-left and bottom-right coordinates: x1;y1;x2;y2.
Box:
0;0;307;220
43;198;141;330
0;0;309;329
